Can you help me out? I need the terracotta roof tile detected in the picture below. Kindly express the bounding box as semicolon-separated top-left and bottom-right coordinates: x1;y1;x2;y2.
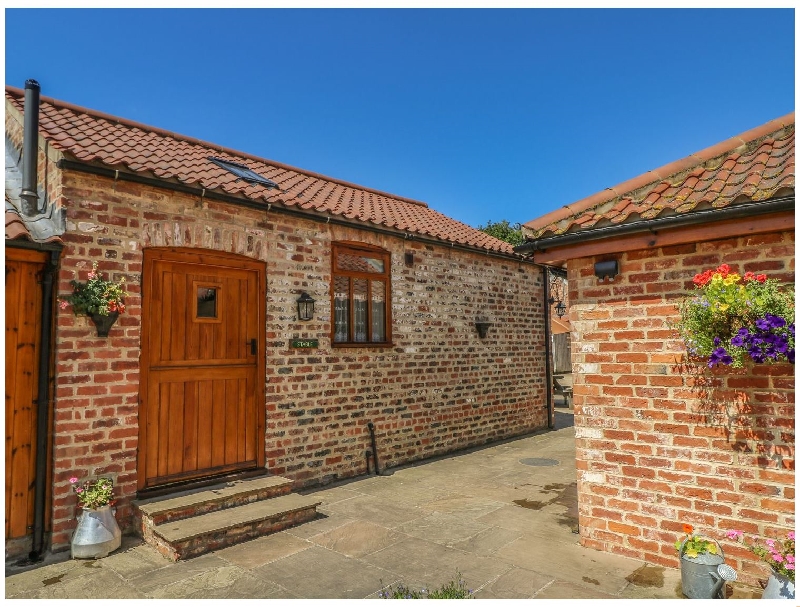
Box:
6;86;513;255
523;113;795;238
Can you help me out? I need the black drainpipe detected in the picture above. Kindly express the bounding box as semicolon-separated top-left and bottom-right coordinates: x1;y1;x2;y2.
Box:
543;268;554;430
29;249;61;561
367;422;380;475
20;79;41;216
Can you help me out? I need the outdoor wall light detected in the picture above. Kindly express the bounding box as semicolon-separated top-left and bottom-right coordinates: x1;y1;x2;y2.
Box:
475;318;492;338
553;300;567;318
594;260;619;281
297;292;316;321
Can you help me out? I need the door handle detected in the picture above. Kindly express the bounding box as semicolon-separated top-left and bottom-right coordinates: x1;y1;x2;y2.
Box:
246;339;257;355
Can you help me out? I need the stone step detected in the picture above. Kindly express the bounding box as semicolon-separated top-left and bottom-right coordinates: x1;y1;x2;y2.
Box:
144;493;321;561
133;475;294;527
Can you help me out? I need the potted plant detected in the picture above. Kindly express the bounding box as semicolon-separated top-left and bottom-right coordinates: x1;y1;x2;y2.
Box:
59;262;128;337
675;524;728;599
727;530;795;599
69;476;121;559
676;265;794;368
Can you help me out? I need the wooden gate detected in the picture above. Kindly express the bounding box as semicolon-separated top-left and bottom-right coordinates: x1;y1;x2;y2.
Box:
138;249;266;491
5;247;46;539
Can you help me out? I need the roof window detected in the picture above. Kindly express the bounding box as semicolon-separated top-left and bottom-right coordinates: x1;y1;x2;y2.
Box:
208;157;279;189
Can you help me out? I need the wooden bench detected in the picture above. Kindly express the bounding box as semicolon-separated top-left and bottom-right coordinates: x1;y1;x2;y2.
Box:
553;374;573;407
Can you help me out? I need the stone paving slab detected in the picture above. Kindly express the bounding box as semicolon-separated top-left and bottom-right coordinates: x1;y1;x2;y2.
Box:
5;418;763;599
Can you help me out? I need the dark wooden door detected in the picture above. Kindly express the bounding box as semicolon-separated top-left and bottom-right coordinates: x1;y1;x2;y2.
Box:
138;249;265;490
5;247;46;539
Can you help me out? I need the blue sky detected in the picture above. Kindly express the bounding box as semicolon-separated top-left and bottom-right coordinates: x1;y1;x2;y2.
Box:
4;8;795;229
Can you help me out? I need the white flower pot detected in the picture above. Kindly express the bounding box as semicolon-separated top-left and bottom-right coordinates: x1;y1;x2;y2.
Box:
71;504;121;559
762;572;795;600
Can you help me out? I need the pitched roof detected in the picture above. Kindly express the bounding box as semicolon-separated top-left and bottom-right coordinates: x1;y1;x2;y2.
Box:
5;86;514;255
523;113;795;239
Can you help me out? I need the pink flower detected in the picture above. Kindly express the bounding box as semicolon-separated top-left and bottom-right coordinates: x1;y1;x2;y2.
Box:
787;563;795;571
75;488;83;493
766;539;776;548
87;272;96;279
787;555;795;564
69;477;78;484
772;553;784;563
59;300;69;310
725;530;744;540
789;532;795;541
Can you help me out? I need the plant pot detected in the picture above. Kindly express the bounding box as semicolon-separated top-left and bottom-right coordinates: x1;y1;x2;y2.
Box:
679;540;726;599
71;504;121;559
89;311;119;337
762;572;795;599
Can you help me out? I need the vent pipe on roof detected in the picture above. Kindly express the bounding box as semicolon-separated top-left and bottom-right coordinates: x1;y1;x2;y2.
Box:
20;79;41;216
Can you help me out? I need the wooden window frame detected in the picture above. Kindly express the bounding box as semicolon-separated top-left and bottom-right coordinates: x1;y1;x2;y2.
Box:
192;280;224;324
331;242;392;347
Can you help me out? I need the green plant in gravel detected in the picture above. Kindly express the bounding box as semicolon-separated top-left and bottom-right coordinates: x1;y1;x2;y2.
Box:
380;573;474;599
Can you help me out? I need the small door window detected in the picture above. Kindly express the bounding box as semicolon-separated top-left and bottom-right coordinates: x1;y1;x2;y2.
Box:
193;281;223;323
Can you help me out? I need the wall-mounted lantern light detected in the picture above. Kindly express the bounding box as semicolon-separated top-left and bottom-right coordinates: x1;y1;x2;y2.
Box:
297;292;315;321
594;259;619;281
553;299;567;318
475;319;492;338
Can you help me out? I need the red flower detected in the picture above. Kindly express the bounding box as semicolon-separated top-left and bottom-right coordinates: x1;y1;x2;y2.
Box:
756;274;767;283
743;272;756;282
716;264;731;277
693;270;714;287
683;523;694;535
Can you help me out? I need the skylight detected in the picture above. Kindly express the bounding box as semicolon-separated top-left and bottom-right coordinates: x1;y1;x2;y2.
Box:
208;157;279;189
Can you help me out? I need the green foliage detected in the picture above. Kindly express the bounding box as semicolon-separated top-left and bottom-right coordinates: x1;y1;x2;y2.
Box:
676;265;794;368
380;573;473;599
476;219;524;247
70;477;114;509
60;262;128;317
674;523;718;559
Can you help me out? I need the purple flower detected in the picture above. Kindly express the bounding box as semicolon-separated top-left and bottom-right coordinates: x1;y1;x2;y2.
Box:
756;318;772;331
708;347;733;367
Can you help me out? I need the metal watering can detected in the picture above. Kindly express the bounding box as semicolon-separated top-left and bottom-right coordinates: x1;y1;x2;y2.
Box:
680;539;738;599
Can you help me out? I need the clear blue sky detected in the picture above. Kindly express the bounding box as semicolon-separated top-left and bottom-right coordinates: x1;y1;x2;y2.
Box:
5;8;795;229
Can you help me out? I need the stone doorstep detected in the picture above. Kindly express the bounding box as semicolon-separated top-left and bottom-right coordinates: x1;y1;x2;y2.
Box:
147;494;322;561
133;476;294;526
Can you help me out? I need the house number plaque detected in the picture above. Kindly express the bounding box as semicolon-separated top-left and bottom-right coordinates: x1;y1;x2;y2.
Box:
290;339;319;349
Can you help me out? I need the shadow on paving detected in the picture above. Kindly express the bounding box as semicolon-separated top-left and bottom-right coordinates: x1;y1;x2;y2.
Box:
4;420;761;599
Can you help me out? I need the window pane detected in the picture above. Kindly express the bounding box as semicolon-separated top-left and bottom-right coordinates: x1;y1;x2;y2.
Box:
337;252;384;274
371;280;385;342
353;279;368;342
333;276;350;343
197;287;217;318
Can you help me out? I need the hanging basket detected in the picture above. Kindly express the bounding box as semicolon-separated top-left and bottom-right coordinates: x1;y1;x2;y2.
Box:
89;312;120;337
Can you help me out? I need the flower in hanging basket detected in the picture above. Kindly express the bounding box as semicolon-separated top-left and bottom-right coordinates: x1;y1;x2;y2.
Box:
676;264;795;368
726;529;795;582
69;476;115;510
59;262;128;317
675;523;719;558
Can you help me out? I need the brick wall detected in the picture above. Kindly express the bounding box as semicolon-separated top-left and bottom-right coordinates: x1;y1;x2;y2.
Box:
569;231;795;586
48;168;547;550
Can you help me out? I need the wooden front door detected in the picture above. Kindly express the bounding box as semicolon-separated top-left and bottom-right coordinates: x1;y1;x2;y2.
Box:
5;247;46;539
139;249;266;490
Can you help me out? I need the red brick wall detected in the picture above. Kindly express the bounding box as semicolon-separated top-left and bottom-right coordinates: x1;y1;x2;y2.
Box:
48;169;547;550
569;232;795;586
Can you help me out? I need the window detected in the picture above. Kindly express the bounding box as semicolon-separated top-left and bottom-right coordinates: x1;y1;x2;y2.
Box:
208;157;279;189
332;243;391;345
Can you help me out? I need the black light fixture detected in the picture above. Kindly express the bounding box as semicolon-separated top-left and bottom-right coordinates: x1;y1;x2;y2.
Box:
548;272;568;319
594;259;619;281
297;292;315;321
554;300;567;318
475;318;492;338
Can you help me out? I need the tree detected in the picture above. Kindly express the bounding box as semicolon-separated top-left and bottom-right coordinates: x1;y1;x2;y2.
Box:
477;219;524;246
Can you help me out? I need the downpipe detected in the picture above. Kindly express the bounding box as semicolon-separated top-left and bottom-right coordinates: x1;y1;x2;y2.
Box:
30;248;61;561
367;422;380;475
544;268;554;430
